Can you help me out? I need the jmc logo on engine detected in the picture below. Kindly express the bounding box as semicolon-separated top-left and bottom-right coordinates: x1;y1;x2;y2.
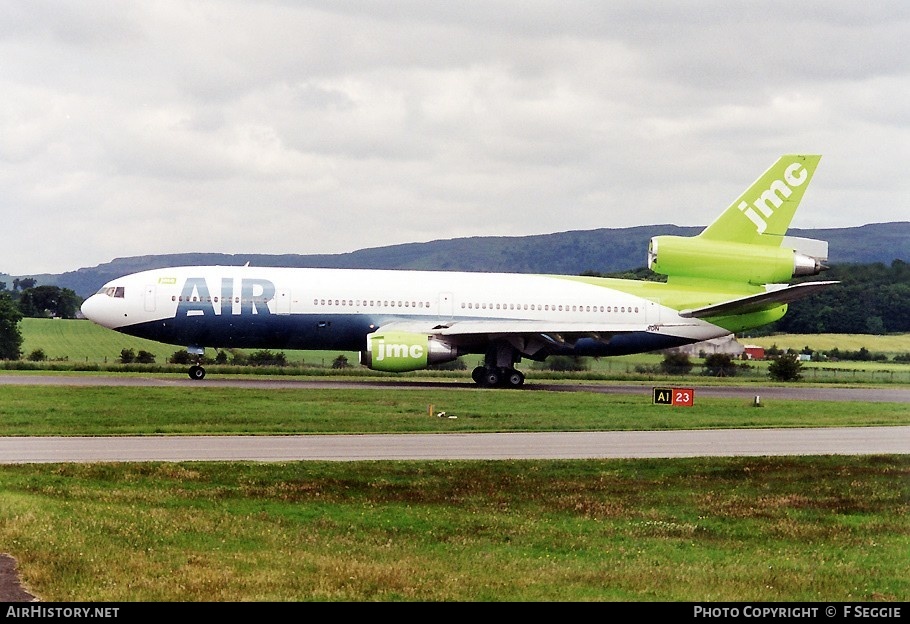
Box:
373;338;425;361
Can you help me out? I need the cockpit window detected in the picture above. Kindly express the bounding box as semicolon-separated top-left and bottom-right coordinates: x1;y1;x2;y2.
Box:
97;286;126;298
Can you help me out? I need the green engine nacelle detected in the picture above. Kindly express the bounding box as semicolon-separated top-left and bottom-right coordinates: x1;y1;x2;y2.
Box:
648;236;823;285
360;331;459;372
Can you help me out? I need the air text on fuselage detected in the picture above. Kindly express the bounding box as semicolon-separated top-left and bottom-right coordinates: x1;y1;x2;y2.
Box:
176;277;275;317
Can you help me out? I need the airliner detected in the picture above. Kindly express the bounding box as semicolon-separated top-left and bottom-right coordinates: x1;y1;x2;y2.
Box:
81;154;837;386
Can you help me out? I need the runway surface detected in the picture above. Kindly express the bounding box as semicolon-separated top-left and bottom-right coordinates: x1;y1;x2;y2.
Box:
1;427;909;463
3;373;910;403
1;373;908;463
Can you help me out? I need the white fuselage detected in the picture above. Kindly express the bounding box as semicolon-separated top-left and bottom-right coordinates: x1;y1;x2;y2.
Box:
81;265;724;358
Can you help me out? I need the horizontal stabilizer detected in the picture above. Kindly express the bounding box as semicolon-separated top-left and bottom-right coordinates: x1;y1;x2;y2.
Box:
782;236;829;262
679;281;839;319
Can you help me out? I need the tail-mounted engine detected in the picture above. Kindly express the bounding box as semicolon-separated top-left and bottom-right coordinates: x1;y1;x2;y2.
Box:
648;236;826;285
360;331;459;372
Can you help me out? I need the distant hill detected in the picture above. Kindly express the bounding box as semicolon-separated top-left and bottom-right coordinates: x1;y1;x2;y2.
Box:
7;222;910;300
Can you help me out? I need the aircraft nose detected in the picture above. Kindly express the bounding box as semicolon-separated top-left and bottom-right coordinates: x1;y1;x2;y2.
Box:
80;294;102;322
81;293;120;328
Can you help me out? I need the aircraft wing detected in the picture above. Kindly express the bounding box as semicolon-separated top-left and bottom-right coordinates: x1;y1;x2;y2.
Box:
679;280;839;319
373;319;633;352
372;280;837;354
378;319;630;335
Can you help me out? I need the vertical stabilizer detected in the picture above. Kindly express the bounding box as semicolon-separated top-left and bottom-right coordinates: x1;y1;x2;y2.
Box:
699;154;821;246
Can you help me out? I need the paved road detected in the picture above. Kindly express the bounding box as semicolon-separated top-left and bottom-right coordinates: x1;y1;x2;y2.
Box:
1;374;907;463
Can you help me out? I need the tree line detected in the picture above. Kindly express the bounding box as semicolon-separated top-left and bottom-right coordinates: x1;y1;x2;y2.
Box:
770;260;910;335
0;280;81;319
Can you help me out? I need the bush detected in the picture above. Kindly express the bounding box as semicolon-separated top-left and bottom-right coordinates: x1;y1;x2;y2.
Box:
765;344;784;357
703;353;737;377
535;356;589;372
136;350;156;364
826;347;887;362
660;352;693;375
169;350;192;365
331;354;351;369
169;350;212;365
120;348;135;364
248;350;288;367
768;353;803;382
27;349;47;362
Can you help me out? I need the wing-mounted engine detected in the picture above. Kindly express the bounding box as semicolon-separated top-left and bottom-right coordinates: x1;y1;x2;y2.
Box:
360;331;459;372
647;235;827;285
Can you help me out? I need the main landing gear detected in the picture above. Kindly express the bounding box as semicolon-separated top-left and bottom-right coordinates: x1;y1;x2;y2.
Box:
188;364;206;380
472;365;525;388
472;341;525;388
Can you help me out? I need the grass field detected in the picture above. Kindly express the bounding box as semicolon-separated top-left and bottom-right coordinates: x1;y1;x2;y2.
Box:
14;318;910;384
2;385;909;436
2;457;907;602
2;319;909;602
18;318;325;365
743;333;910;356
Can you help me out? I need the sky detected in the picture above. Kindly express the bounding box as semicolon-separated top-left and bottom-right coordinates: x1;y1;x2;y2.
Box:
2;1;908;276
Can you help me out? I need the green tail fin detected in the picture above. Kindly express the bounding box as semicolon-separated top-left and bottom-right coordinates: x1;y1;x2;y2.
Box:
699;154;821;246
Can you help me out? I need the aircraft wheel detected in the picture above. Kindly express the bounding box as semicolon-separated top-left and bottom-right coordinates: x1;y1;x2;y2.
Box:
188;365;206;380
506;369;525;387
482;368;501;387
472;366;486;384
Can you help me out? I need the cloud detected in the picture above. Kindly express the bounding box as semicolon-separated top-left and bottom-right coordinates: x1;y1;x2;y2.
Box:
1;1;908;274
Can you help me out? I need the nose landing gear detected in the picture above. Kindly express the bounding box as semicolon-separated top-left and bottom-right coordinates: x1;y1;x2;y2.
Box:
186;346;206;380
